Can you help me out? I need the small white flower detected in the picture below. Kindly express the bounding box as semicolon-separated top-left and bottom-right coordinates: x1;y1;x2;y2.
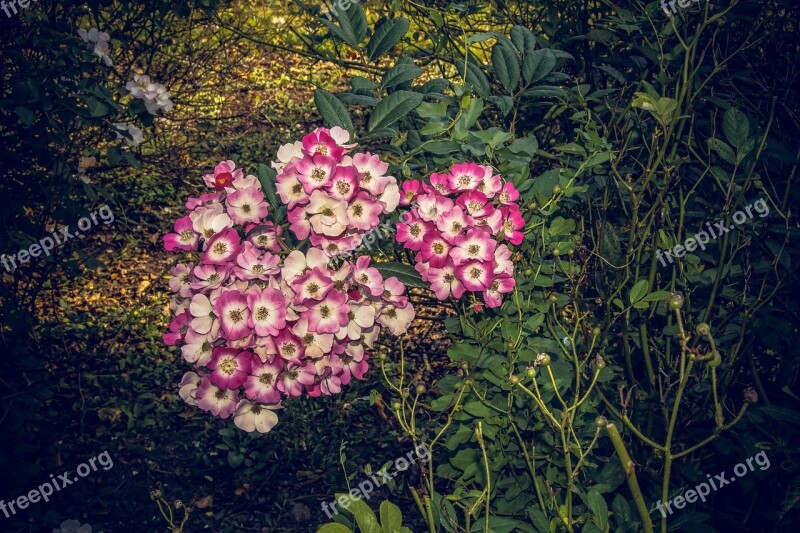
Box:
271;141;304;172
126;74;152;99
78;28;113;66
233;400;281;433
53;519;92;533
113;123;144;147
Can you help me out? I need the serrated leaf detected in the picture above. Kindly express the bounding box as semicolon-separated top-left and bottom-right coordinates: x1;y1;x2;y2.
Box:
314;89;354;134
368;91;423;131
379;500;403;533
381;61;422;89
510;25;536;56
256;164;280;211
359;127;398;141
460;61;490;98
523;49;556;84
629;279;649;304
527;507;550;533
523;86;566;99
424;141;461;155
641;290;671;302
492;42;520;93
373;262;426;289
321;3;367;49
722;107;750;150
367;18;409;60
347;499;381;533
586;490;609;531
707;138;737;165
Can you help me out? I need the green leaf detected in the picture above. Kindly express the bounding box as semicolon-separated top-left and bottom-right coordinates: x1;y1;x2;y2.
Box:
492;42;520;93
582;151;611;170
373;262;426;289
415;101;448;119
227;451;244;468
460;61;490;98
359;127;398;141
756;405;800;425
456;97;483;132
15;106;35;125
612;494;633;526
379;500;403;533
526;507;550;533
523;49;556;84
510;25;536;57
367;18;410;60
447;342;479;363
707;138;737;165
424;141;461;155
722;107;750;150
629;279;649;304
381;61;422;89
347;499;381;533
368;90;423;131
324;3;367;48
88;98;109;117
508;135;538;156
523;86;567;99
317;523;353;533
641;290;671;303
314;89;354;134
586;490;609;531
256;164;280;211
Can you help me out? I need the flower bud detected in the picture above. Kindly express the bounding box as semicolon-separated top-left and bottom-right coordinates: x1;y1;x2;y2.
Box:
668;293;684;311
744;387;758;404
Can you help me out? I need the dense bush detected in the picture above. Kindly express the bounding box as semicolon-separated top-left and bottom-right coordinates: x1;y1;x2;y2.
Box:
301;1;800;532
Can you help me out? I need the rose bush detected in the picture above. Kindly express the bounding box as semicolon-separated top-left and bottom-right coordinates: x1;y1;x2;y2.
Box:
163;128;416;433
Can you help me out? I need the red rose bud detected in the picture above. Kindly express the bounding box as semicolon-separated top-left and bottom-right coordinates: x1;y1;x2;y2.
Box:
473;303;483;312
215;171;233;189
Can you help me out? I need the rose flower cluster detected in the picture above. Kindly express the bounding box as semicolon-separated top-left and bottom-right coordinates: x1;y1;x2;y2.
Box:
272;126;400;258
163;145;414;433
397;162;525;308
